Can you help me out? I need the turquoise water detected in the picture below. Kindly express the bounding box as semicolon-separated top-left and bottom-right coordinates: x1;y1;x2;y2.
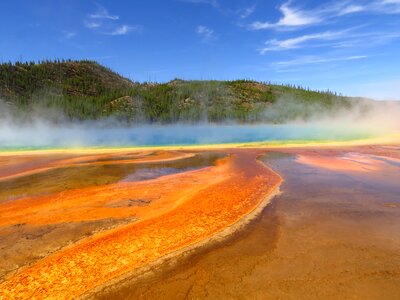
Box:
0;124;374;149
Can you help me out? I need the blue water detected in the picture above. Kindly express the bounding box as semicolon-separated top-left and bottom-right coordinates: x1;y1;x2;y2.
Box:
0;124;373;149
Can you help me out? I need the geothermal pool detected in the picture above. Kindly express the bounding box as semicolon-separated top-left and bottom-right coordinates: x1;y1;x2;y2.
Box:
0;145;399;299
0;123;384;149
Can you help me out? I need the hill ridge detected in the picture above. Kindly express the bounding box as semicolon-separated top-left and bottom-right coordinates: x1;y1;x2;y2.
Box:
0;60;362;123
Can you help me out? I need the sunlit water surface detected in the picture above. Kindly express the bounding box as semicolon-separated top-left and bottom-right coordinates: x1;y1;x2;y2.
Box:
0;124;375;149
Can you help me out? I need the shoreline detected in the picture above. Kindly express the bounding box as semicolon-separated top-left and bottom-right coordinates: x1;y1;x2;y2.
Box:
1;135;399;156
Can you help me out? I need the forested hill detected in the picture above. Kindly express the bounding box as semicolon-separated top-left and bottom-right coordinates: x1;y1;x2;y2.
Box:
0;60;363;123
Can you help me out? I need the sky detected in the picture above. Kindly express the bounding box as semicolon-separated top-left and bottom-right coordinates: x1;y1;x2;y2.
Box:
1;0;400;100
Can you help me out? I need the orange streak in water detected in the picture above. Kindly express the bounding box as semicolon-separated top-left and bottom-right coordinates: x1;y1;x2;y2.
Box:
297;154;383;172
0;150;192;182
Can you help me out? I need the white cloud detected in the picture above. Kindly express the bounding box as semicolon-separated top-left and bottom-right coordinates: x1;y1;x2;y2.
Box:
181;0;219;7
336;4;365;16
274;55;368;67
259;30;346;53
331;0;400;15
84;4;140;36
196;25;216;42
89;4;119;20
240;5;256;19
258;26;400;54
249;0;400;31
249;2;322;30
108;25;134;36
373;0;400;13
332;31;400;48
84;21;101;29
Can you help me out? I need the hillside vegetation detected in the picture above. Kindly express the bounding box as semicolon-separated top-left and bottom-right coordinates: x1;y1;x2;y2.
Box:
0;60;361;123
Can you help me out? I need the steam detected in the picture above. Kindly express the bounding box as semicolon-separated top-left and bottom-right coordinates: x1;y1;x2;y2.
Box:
1;97;399;149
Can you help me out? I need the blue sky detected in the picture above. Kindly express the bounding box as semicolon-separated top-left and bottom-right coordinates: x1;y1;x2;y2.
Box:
1;0;400;99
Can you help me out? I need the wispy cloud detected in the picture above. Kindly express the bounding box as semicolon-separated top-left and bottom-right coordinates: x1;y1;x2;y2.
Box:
196;25;216;42
181;0;219;8
89;4;119;20
108;25;136;36
335;4;365;16
373;0;400;13
259;30;347;53
274;55;368;67
249;2;322;30
258;25;400;54
332;0;400;15
182;0;256;20
240;5;256;19
249;0;400;31
84;21;101;29
84;3;140;36
61;31;76;39
332;31;400;48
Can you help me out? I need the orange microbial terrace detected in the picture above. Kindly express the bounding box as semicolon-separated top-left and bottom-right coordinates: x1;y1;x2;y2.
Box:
0;148;282;299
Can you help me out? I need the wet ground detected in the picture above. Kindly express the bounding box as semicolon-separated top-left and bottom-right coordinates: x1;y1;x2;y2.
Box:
0;149;281;299
0;151;221;202
1;146;399;299
0;151;222;280
98;150;400;300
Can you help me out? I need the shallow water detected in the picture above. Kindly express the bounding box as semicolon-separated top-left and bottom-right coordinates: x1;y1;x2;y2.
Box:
0;151;223;280
97;151;400;299
0;152;222;202
118;152;223;182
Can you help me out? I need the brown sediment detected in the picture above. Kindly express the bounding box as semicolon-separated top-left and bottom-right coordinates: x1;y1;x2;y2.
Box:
0;149;282;299
59;150;195;166
0;150;192;182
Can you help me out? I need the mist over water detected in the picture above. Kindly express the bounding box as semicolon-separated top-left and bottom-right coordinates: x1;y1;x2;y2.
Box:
0;123;376;149
1;98;399;149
